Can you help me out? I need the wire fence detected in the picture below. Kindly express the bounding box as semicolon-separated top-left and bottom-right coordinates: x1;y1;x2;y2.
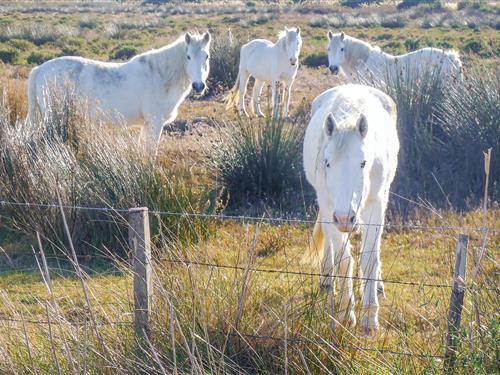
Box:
0;198;497;233
0;198;497;366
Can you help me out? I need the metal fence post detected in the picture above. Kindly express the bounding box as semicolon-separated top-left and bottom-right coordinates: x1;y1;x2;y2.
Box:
128;207;151;343
445;234;468;370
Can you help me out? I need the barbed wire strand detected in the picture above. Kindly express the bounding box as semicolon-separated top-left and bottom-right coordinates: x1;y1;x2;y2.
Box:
159;257;499;291
0;199;497;233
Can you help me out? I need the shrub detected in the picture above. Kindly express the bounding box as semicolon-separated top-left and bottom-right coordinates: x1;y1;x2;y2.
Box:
209;112;304;206
404;38;421;51
7;38;33;51
110;45;138;60
207;30;242;94
0;91;218;255
27;51;54;65
303;53;328;68
341;0;382;7
380;16;407;28
435;67;499;207
79;19;98;29
0;47;18;64
361;62;498;213
398;0;442;9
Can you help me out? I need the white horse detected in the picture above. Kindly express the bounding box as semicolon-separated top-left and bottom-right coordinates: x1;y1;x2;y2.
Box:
326;31;462;84
226;27;302;117
27;32;211;153
304;84;399;335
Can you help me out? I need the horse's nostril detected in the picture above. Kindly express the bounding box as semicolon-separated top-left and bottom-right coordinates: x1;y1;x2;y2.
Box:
349;216;355;224
333;214;339;223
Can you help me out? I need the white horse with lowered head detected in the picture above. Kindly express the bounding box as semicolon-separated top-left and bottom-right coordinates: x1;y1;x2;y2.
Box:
326;31;462;84
27;32;211;154
226;27;302;117
304;84;399;335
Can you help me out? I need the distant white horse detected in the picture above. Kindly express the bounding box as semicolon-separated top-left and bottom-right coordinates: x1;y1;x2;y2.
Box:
326;31;462;84
304;84;399;335
27;32;211;153
226;27;302;117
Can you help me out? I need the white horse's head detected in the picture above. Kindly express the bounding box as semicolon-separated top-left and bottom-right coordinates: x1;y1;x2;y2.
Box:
185;32;211;93
321;112;369;232
327;31;346;75
283;26;302;66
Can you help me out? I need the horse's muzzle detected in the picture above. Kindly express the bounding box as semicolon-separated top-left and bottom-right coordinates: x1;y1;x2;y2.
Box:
329;65;339;75
333;213;356;233
290;58;297;66
192;82;205;93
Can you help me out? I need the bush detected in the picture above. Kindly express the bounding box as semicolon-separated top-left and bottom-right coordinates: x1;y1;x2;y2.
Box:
398;0;442;9
341;0;382;7
404;38;421;51
0;91;218;255
26;51;54;65
209;112;304;206
380;16;407;28
207;30;242;94
361;62;498;213
436;67;499;207
110;45;138;60
0;47;18;64
303;53;328;68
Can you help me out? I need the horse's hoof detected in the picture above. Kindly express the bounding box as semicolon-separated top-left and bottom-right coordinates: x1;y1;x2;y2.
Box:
339;311;356;328
319;282;331;294
360;317;379;336
377;283;386;299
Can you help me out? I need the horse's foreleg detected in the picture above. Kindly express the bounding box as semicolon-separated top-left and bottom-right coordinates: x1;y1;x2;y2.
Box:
271;79;280;117
320;223;334;293
284;79;294;118
239;70;250;117
252;80;265;117
143;116;165;158
334;234;355;328
359;200;385;335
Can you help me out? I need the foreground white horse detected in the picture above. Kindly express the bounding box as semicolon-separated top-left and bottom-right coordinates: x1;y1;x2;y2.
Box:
227;27;302;117
27;32;211;153
326;31;462;84
304;84;399;334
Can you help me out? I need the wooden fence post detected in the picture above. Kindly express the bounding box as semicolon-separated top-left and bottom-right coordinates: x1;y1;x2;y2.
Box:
444;234;468;370
128;207;152;343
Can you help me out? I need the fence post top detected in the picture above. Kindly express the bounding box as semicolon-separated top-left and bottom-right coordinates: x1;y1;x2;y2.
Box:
129;207;149;213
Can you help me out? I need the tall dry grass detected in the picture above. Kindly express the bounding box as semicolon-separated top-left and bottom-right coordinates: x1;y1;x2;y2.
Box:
0;89;218;256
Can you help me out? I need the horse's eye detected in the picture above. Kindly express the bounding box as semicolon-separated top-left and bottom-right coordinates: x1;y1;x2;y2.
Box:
325;160;330;168
361;160;366;168
187;55;191;60
205;55;209;61
341;48;344;52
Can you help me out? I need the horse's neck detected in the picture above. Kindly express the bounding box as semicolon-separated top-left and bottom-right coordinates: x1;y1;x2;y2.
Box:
145;41;191;92
274;37;287;55
346;38;373;72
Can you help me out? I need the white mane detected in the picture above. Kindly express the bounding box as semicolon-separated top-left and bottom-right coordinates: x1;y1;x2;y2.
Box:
131;35;197;90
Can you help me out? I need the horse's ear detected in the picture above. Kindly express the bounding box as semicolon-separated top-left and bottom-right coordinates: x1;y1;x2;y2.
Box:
325;113;336;137
202;32;211;46
357;114;368;138
328;30;333;41
340;32;345;41
185;33;192;45
296;26;301;35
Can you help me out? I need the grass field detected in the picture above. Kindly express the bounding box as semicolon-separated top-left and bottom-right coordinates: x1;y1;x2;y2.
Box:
0;1;498;374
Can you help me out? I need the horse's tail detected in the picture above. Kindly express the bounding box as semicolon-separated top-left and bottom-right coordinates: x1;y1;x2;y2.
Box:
224;70;240;110
27;66;40;123
301;213;324;266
